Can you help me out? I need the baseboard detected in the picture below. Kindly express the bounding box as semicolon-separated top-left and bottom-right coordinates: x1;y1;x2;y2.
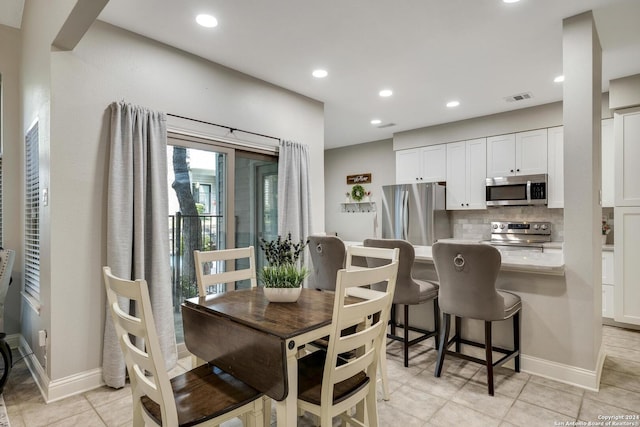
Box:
17;335;105;403
5;333;20;350
18;336;49;401
521;347;605;391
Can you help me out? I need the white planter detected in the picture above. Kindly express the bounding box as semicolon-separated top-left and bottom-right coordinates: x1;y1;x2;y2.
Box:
263;286;302;303
602;234;608;245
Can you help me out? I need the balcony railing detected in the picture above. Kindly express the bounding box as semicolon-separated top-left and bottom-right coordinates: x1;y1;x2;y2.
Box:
169;213;222;310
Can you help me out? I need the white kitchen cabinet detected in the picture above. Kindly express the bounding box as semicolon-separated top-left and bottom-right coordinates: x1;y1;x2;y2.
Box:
395;145;446;184
486;129;547;177
602;118;615;207
446;138;487;210
544;120;614;209
547;126;564;208
602;251;615;318
615;108;640;206
614;207;640;325
486;134;515;177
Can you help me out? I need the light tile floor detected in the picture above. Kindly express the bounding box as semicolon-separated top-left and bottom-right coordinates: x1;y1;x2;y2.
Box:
3;325;640;426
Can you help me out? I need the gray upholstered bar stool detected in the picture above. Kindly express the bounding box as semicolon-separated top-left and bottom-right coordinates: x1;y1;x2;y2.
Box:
308;235;346;290
432;242;521;396
363;238;440;368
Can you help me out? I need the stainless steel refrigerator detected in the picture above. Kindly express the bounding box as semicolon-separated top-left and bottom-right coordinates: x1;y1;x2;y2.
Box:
380;183;451;246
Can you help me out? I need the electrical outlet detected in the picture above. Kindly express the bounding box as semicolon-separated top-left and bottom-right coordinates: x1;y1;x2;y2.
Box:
38;329;47;347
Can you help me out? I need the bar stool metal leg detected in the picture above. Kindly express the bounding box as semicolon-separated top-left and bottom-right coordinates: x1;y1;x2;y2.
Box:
435;313;450;377
485;321;494;396
514;312;521;373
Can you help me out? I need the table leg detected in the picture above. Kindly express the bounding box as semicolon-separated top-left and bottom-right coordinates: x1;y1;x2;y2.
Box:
276;340;299;426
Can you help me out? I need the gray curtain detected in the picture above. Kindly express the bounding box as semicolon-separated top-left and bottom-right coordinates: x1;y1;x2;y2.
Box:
277;140;312;243
102;102;177;388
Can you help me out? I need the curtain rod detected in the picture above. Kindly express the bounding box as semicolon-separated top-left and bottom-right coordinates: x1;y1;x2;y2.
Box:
167;113;281;142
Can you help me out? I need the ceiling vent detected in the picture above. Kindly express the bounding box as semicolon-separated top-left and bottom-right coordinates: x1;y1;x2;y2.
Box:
377;122;396;129
504;92;533;102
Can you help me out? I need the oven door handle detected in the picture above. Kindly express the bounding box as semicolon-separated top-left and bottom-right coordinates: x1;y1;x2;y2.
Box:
526;180;532;204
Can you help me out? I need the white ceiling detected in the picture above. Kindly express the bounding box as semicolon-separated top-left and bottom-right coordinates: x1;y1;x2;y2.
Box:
5;1;640;149
0;0;24;29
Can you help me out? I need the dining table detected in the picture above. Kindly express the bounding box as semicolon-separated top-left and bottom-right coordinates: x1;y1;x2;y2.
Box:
181;287;347;426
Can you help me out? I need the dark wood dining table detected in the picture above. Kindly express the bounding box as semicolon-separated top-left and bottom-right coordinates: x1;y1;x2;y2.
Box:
181;287;341;426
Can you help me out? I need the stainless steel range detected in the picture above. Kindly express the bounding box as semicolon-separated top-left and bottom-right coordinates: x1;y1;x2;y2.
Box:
489;221;551;250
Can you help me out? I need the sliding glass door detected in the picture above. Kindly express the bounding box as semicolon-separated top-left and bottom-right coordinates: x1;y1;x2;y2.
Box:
167;134;277;348
235;153;278;276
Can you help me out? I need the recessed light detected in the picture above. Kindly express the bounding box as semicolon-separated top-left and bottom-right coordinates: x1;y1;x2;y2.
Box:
379;89;393;97
370;119;382;125
503;0;520;3
554;75;565;83
196;14;218;28
312;69;328;78
446;100;460;108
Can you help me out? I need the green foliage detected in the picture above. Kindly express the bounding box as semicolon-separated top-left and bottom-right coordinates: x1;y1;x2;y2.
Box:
195;203;205;214
259;233;310;288
259;233;309;266
259;264;309;288
351;184;366;201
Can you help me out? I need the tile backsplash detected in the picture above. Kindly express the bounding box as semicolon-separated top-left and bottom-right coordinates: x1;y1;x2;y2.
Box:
450;206;565;242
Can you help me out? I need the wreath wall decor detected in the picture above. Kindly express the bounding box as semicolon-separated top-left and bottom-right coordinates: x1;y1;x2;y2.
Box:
351;184;366;202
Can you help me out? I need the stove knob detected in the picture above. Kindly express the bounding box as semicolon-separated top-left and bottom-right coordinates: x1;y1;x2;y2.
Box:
541;224;548;230
499;223;505;229
533;224;540;230
492;224;498;229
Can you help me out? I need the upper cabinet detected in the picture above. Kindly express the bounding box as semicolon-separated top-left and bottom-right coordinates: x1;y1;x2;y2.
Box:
396;145;446;184
602;118;614;207
547;126;564;209
615;108;640;206
542;119;614;209
446;138;487;210
486;129;548;178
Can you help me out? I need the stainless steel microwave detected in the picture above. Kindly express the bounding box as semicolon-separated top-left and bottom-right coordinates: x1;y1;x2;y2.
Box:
485;174;547;206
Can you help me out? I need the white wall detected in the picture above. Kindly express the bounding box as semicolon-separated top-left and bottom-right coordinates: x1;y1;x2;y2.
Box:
394;96;612;151
14;10;325;386
609;73;640;110
324;139;394;241
20;0;79;377
562;11;603;372
0;24;22;335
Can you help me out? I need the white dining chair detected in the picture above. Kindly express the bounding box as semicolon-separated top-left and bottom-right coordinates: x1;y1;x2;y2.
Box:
194;246;257;295
297;246;399;426
102;266;264;426
345;245;399;401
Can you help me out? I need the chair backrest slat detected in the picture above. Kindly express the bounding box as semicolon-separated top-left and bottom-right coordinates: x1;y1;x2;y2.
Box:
333;347;376;384
194;247;257;295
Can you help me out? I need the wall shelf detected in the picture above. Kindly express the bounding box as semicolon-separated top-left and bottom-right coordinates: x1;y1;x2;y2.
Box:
341;201;376;213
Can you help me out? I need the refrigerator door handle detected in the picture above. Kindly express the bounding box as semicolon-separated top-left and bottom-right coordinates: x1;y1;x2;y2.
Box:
402;190;409;240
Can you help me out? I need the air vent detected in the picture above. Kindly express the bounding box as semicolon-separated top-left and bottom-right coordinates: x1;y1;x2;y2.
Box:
377;122;396;129
504;92;533;102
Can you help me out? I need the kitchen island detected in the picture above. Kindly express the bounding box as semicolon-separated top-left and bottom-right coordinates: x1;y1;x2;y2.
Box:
343;240;604;390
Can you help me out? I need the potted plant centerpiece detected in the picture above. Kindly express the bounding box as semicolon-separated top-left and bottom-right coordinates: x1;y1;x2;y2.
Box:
259;233;309;302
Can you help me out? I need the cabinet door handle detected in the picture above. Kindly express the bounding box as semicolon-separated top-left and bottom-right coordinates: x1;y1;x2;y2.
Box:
510;169;514;173
517;168;520;172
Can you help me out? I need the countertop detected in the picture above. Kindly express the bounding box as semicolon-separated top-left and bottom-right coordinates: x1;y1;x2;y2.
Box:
345;240;565;276
412;244;565;276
